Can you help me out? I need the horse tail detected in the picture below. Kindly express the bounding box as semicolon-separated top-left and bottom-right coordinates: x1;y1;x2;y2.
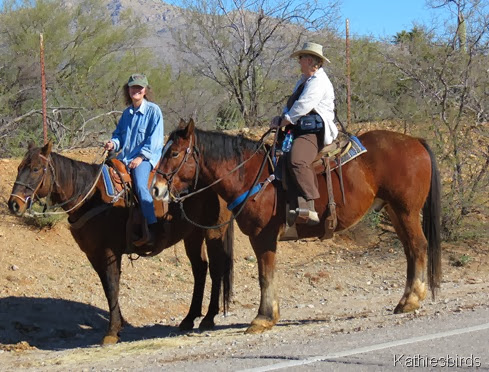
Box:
420;139;442;298
222;220;234;314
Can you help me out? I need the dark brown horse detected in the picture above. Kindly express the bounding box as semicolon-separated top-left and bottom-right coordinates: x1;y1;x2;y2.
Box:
7;141;234;344
154;119;442;334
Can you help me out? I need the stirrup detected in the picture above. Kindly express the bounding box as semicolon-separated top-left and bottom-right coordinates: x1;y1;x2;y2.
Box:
295;198;320;225
133;222;154;247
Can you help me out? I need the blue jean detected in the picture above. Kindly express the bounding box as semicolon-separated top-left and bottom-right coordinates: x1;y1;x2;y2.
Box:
131;160;157;225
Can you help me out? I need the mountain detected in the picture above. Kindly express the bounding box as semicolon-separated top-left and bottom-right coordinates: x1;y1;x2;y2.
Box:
65;0;185;64
112;0;184;63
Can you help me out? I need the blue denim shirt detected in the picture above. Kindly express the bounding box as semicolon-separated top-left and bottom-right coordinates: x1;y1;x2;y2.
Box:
110;99;164;169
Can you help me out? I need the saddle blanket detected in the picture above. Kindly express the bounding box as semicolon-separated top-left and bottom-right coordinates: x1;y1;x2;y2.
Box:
331;135;367;171
101;164;117;197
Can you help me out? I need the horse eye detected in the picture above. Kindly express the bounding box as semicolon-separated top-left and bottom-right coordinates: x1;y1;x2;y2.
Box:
171;151;180;158
32;167;40;172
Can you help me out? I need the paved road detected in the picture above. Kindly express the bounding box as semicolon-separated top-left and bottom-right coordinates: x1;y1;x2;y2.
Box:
152;307;489;371
2;305;488;371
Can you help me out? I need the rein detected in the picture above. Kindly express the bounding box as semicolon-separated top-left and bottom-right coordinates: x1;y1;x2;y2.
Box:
167;129;274;204
10;153;53;211
15;151;107;217
170;129;278;230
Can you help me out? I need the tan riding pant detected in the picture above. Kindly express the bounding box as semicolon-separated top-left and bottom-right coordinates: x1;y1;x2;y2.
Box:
287;132;322;200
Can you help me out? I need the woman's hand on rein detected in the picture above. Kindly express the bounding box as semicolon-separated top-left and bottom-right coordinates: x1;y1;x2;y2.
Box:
270;116;281;128
270;116;291;129
104;141;115;151
128;156;144;169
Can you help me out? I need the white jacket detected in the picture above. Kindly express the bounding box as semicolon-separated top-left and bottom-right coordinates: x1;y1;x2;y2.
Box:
283;68;337;145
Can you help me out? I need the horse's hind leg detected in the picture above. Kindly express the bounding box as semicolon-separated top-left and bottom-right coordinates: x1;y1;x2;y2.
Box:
386;205;428;313
179;229;207;331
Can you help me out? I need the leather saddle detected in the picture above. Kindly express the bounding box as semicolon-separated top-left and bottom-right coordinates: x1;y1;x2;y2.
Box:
99;158;167;253
312;132;351;170
100;159;165;215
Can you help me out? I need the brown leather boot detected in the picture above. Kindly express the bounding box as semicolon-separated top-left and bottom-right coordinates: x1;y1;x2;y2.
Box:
133;222;156;247
306;199;320;225
146;223;157;246
295;197;320;225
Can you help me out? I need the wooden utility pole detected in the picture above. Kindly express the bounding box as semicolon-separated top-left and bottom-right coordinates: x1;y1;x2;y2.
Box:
40;33;48;144
345;19;351;127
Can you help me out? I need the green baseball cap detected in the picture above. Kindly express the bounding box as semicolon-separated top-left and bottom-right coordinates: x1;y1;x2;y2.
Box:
127;73;149;87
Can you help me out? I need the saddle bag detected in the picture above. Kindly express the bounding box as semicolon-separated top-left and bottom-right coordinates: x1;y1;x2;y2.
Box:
294;114;324;135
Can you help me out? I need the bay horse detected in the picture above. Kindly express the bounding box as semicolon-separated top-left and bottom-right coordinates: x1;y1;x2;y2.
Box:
7;141;234;344
153;119;442;334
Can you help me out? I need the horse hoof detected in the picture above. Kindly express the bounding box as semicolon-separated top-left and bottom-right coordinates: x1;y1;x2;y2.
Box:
394;302;420;314
393;304;403;314
178;320;195;331
101;335;119;345
198;319;215;331
245;323;272;334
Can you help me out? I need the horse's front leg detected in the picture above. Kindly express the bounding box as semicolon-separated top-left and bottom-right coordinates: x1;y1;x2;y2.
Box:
246;234;279;334
86;248;124;345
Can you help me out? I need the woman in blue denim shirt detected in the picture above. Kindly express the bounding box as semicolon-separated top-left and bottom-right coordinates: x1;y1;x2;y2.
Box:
105;74;164;246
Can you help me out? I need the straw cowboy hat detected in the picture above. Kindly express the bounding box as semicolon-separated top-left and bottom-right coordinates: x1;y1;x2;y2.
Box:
290;42;331;63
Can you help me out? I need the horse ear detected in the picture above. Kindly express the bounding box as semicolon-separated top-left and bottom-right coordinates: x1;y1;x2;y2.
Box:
178;118;186;129
41;140;53;156
185;118;195;138
27;141;36;150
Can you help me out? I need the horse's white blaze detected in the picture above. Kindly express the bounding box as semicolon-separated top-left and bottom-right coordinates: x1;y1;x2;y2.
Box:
152;180;168;201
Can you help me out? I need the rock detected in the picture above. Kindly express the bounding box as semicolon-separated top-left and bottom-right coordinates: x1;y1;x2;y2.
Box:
244;255;256;262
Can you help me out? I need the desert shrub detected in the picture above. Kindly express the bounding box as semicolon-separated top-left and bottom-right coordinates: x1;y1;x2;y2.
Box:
215;105;244;130
24;204;65;229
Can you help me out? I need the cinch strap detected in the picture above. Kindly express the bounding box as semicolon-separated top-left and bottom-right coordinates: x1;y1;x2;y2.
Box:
227;183;263;211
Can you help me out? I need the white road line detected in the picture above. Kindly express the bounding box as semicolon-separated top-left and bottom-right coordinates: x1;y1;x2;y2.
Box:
239;322;489;372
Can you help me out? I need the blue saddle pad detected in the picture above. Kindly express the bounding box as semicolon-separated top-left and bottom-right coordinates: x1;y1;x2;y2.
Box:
101;164;116;197
332;135;367;170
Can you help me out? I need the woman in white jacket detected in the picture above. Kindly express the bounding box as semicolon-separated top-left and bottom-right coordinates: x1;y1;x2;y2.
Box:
270;42;337;224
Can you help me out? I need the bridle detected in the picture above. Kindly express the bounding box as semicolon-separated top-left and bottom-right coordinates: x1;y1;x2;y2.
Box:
10;153;51;209
155;133;201;198
155;128;277;230
11;151;106;216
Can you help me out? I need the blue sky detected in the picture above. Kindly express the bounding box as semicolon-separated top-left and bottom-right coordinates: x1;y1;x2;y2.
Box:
0;0;457;40
340;0;455;39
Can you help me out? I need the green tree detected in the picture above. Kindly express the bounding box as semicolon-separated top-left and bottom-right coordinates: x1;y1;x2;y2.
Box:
170;0;340;126
0;0;169;154
393;27;428;45
385;1;489;240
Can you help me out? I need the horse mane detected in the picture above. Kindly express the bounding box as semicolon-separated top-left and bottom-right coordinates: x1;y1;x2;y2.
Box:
50;152;100;198
171;127;264;164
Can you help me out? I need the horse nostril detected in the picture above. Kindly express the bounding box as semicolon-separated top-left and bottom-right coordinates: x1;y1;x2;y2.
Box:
8;200;19;213
162;187;170;202
153;184;169;201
